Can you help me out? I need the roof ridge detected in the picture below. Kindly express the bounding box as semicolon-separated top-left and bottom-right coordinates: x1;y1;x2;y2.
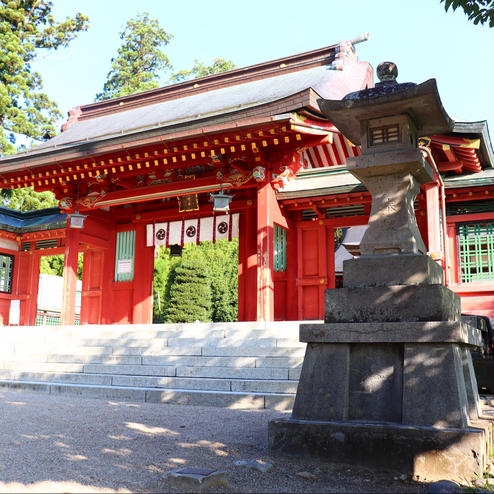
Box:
62;40;359;128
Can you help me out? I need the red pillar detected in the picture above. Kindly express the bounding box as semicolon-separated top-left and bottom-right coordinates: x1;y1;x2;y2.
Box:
285;218;298;321
132;222;154;324
238;203;258;321
61;226;80;325
14;250;40;326
256;180;275;321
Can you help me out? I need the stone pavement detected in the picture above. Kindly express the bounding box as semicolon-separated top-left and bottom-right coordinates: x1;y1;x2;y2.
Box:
0;389;433;493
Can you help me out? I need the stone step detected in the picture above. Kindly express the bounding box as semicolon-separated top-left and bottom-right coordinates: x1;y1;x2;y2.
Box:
0;370;298;394
0;322;302;341
0;322;308;410
2;344;306;361
176;365;291;380
0;361;84;373
0;354;305;371
0;379;295;410
201;346;306;357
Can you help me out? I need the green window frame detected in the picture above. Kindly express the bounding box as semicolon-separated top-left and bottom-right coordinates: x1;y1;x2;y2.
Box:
273;225;287;272
115;230;136;282
0;253;14;293
457;221;494;283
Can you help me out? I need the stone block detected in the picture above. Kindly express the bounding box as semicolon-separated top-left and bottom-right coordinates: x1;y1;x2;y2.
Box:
145;389;265;409
112;375;231;392
402;344;469;427
300;321;483;346
176;366;288;380
214;337;277;347
348;344;403;422
324;285;460;323
142;355;256;367
202;346;306;358
3;371;112;386
268;418;492;482
164;467;228;492
231;379;297;394
255;357;303;368
0;380;51;393
343;255;444;287
139;346;203;356
292;343;350;421
0;361;84;373
83;363;175;377
51;383;146;402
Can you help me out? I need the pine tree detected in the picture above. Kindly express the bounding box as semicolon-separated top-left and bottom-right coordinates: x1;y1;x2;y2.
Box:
0;1;89;155
201;239;238;322
95;12;172;101
1;186;57;211
170;58;236;83
165;253;212;323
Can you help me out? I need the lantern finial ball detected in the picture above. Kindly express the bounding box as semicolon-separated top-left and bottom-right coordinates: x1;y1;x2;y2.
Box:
376;61;398;83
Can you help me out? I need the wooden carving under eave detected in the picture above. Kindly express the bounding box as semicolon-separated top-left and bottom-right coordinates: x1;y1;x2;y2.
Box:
79;190;107;208
217;165;266;187
271;151;303;190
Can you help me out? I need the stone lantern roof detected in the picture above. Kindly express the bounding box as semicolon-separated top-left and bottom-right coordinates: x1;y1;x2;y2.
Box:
317;62;454;145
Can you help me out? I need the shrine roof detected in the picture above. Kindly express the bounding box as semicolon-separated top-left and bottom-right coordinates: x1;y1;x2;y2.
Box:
277;146;494;200
0;207;66;233
277;166;365;199
0;39;372;170
442;167;494;189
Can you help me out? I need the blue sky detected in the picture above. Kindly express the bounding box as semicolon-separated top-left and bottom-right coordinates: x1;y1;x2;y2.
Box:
34;0;493;135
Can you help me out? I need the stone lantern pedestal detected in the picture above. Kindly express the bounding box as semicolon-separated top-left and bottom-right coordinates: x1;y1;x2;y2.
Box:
268;64;493;481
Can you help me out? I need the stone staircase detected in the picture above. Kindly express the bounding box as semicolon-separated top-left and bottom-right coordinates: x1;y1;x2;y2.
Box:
0;322;307;410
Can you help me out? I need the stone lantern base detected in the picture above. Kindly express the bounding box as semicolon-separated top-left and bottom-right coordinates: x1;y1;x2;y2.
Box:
268;255;493;481
268;417;493;481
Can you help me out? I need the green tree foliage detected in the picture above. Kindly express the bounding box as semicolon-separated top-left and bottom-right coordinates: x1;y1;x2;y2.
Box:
0;0;89;155
152;245;181;322
153;240;238;323
441;0;494;26
1;185;57;210
200;239;238;322
165;251;212;323
170;58;236;83
95;12;173;101
39;253;83;279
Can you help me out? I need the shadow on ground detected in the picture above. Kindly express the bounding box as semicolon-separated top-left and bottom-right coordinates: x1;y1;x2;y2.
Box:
0;389;430;493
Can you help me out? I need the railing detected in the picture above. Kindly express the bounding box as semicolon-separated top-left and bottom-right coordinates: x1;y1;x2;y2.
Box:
35;311;80;326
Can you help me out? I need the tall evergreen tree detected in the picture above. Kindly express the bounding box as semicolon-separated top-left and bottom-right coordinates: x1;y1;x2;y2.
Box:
165;253;212;323
1;185;57;210
95;12;173;101
0;0;89;155
170;58;236;83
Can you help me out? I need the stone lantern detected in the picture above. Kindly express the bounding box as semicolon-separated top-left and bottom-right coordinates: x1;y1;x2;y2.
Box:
268;63;491;481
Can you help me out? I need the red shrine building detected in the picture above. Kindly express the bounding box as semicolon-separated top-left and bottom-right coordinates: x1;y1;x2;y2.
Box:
0;40;492;326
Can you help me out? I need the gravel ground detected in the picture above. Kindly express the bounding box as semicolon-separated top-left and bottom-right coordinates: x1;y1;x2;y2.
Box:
0;389;437;493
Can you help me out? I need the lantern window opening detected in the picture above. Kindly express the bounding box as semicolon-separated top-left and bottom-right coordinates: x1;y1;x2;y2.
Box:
369;124;400;147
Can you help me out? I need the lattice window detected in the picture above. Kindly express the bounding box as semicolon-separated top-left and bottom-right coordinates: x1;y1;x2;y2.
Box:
457;222;494;283
369;124;399;146
115;230;136;282
273;225;287;272
0;253;14;293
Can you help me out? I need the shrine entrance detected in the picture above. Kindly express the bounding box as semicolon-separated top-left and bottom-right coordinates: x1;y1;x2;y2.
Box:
151;236;239;324
0;42;490;327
